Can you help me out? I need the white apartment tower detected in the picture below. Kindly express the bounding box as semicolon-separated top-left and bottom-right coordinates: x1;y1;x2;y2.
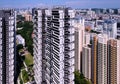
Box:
33;7;75;84
84;32;90;45
74;17;85;72
97;34;108;84
0;9;16;84
82;46;91;80
103;20;117;38
32;8;46;84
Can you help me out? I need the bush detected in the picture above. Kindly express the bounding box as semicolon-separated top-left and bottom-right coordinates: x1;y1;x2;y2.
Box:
17;44;23;51
74;71;91;84
22;70;29;83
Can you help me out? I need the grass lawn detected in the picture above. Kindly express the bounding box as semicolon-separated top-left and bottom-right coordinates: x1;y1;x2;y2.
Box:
24;53;33;66
22;70;29;83
19;72;23;84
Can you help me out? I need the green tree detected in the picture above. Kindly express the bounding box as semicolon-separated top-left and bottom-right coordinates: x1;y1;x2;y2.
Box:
17;21;33;55
17;44;23;51
74;70;91;84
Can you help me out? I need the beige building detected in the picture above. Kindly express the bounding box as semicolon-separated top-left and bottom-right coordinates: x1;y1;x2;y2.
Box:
74;17;85;72
82;45;91;79
108;39;120;84
84;32;90;45
22;12;32;21
91;34;98;84
97;34;108;84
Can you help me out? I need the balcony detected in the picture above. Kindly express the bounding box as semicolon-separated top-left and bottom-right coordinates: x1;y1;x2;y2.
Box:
9;37;14;43
38;34;42;38
64;54;69;58
9;32;14;37
65;46;70;50
64;68;70;73
9;59;14;65
37;22;42;28
65;15;70;18
0;46;2;51
37;17;42;22
0;34;2;39
0;21;2;26
11;54;14;59
9;77;14;84
68;74;74;81
38;28;42;33
0;28;2;32
46;62;50;67
9;16;14;20
68;35;75;42
9;49;14;54
60;14;64;19
65;24;70;28
64;74;70;82
9;20;14;26
46;74;50;81
64;62;70;67
0;64;2;69
68;43;75;50
65;31;70;34
65;38;70;43
37;10;42;16
0;40;2;45
9;26;14;31
68;51;74;58
68;59;74;66
69;28;75;34
46;68;50;74
9;71;14;76
52;11;59;15
9;43;14;48
9;65;14;71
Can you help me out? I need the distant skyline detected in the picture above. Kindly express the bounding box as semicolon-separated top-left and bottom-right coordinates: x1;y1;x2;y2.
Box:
0;0;120;8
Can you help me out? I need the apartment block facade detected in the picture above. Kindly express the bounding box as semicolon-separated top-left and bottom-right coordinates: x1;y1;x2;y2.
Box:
0;9;16;84
82;46;91;80
108;39;120;84
97;34;108;84
90;33;120;84
91;34;98;84
32;8;46;84
33;7;75;84
74;17;85;72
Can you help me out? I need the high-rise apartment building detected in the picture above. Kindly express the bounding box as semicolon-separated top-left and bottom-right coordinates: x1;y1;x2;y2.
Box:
82;45;91;80
91;33;120;84
97;34;108;84
33;7;75;84
84;32;90;45
82;32;91;80
108;39;120;84
117;22;120;38
0;9;16;84
91;34;98;84
103;20;117;38
32;8;46;84
44;9;52;84
74;17;85;72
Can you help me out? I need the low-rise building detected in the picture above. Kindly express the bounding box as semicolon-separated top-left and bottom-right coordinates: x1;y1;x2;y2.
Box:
16;35;25;46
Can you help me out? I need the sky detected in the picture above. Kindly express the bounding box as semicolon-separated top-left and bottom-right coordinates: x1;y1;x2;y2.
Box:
0;0;120;8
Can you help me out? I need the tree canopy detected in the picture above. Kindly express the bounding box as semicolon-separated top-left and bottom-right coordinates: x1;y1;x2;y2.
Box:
74;71;91;84
17;21;33;55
